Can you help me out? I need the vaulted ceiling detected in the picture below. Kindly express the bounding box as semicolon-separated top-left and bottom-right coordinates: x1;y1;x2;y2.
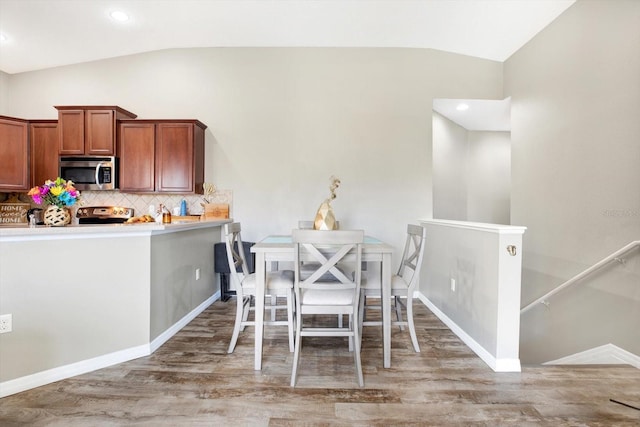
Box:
0;0;575;75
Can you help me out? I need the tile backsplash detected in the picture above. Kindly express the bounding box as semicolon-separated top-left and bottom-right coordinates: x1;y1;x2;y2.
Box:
2;189;232;219
79;190;232;218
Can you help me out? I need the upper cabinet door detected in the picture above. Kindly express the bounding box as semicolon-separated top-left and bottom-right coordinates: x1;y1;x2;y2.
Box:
118;121;156;193
29;121;59;187
85;109;115;155
155;123;194;193
58;109;85;155
0;117;30;191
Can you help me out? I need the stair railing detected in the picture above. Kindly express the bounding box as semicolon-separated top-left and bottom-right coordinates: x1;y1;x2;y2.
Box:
521;240;640;314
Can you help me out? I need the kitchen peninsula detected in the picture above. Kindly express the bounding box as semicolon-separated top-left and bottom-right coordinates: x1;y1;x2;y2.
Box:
0;219;230;397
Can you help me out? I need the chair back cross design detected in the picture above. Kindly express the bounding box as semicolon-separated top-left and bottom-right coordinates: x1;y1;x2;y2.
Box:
298;242;354;288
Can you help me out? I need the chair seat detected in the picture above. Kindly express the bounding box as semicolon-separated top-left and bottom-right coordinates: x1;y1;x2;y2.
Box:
300;287;355;306
242;270;294;291
361;273;409;292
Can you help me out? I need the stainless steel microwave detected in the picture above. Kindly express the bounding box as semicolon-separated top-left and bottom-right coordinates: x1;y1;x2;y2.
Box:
59;156;118;191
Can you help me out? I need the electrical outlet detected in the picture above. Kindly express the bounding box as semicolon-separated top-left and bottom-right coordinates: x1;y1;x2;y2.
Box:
0;314;12;333
195;268;201;280
450;278;456;292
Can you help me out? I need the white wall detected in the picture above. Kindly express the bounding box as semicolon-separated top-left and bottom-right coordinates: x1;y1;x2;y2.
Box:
4;47;503;262
432;111;468;220
0;235;151;383
150;227;220;340
467;130;510;224
420;219;525;372
432;111;511;224
505;0;640;362
0;224;223;396
0;70;9;115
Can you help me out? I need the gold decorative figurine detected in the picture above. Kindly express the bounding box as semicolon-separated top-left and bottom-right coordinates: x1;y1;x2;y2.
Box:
314;176;341;230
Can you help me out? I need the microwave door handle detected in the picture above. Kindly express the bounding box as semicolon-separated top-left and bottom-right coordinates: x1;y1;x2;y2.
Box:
95;162;104;189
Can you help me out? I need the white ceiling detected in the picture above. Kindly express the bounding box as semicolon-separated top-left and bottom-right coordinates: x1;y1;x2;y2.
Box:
0;0;574;129
433;98;511;131
0;0;575;75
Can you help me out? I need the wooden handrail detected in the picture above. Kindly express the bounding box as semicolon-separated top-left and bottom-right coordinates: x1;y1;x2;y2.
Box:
521;241;640;314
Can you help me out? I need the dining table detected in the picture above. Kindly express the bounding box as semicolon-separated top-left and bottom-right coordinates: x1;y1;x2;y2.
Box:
250;234;394;370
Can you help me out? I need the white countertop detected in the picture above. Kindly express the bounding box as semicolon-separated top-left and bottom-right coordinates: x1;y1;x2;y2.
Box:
0;218;231;241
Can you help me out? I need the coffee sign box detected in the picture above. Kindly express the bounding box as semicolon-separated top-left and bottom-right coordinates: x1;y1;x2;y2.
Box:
0;202;29;225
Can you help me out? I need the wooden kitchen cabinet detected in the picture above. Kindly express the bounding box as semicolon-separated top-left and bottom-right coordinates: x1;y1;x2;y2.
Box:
118;121;156;192
56;106;137;155
118;119;206;194
29;120;59;186
0;116;30;191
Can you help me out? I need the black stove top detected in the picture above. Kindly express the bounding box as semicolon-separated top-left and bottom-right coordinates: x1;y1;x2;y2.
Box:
76;206;134;224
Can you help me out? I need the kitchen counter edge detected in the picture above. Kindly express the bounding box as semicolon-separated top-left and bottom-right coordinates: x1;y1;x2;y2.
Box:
0;219;232;241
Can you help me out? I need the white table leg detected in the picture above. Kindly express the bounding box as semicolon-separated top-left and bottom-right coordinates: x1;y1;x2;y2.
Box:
382;252;392;368
254;252;266;370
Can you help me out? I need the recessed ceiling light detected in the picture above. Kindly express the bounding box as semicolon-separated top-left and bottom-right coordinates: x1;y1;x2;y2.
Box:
456;103;469;111
110;10;129;22
0;34;7;42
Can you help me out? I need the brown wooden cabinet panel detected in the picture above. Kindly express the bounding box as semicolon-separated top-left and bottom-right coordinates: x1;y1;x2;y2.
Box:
118;119;206;194
118;122;156;193
155;123;194;193
86;110;115;155
0;116;30;191
58;109;85;155
29;120;59;186
56;106;136;155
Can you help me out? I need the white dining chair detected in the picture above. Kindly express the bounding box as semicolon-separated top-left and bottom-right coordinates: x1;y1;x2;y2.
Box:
290;229;364;387
359;224;426;352
298;219;346;329
225;222;295;354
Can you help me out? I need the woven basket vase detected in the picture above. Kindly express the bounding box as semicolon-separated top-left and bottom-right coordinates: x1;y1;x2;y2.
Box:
44;205;71;226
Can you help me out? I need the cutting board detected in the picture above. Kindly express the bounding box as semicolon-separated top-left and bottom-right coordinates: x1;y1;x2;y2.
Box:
204;203;229;220
172;215;201;222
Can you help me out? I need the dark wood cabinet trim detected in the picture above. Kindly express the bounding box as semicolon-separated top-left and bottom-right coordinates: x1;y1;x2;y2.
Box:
55;105;137;119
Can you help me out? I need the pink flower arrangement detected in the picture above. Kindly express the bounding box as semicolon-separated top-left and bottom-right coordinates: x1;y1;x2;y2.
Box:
28;177;80;208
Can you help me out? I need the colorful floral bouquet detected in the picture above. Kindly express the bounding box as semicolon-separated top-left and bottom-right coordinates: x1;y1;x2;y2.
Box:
28;177;80;208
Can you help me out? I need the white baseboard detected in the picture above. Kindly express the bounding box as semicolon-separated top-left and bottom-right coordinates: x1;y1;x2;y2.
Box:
150;293;218;352
0;291;220;398
0;344;151;399
416;292;521;373
544;343;640;369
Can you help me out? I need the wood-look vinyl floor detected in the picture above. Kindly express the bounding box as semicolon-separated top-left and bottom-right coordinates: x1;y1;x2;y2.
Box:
1;299;639;426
